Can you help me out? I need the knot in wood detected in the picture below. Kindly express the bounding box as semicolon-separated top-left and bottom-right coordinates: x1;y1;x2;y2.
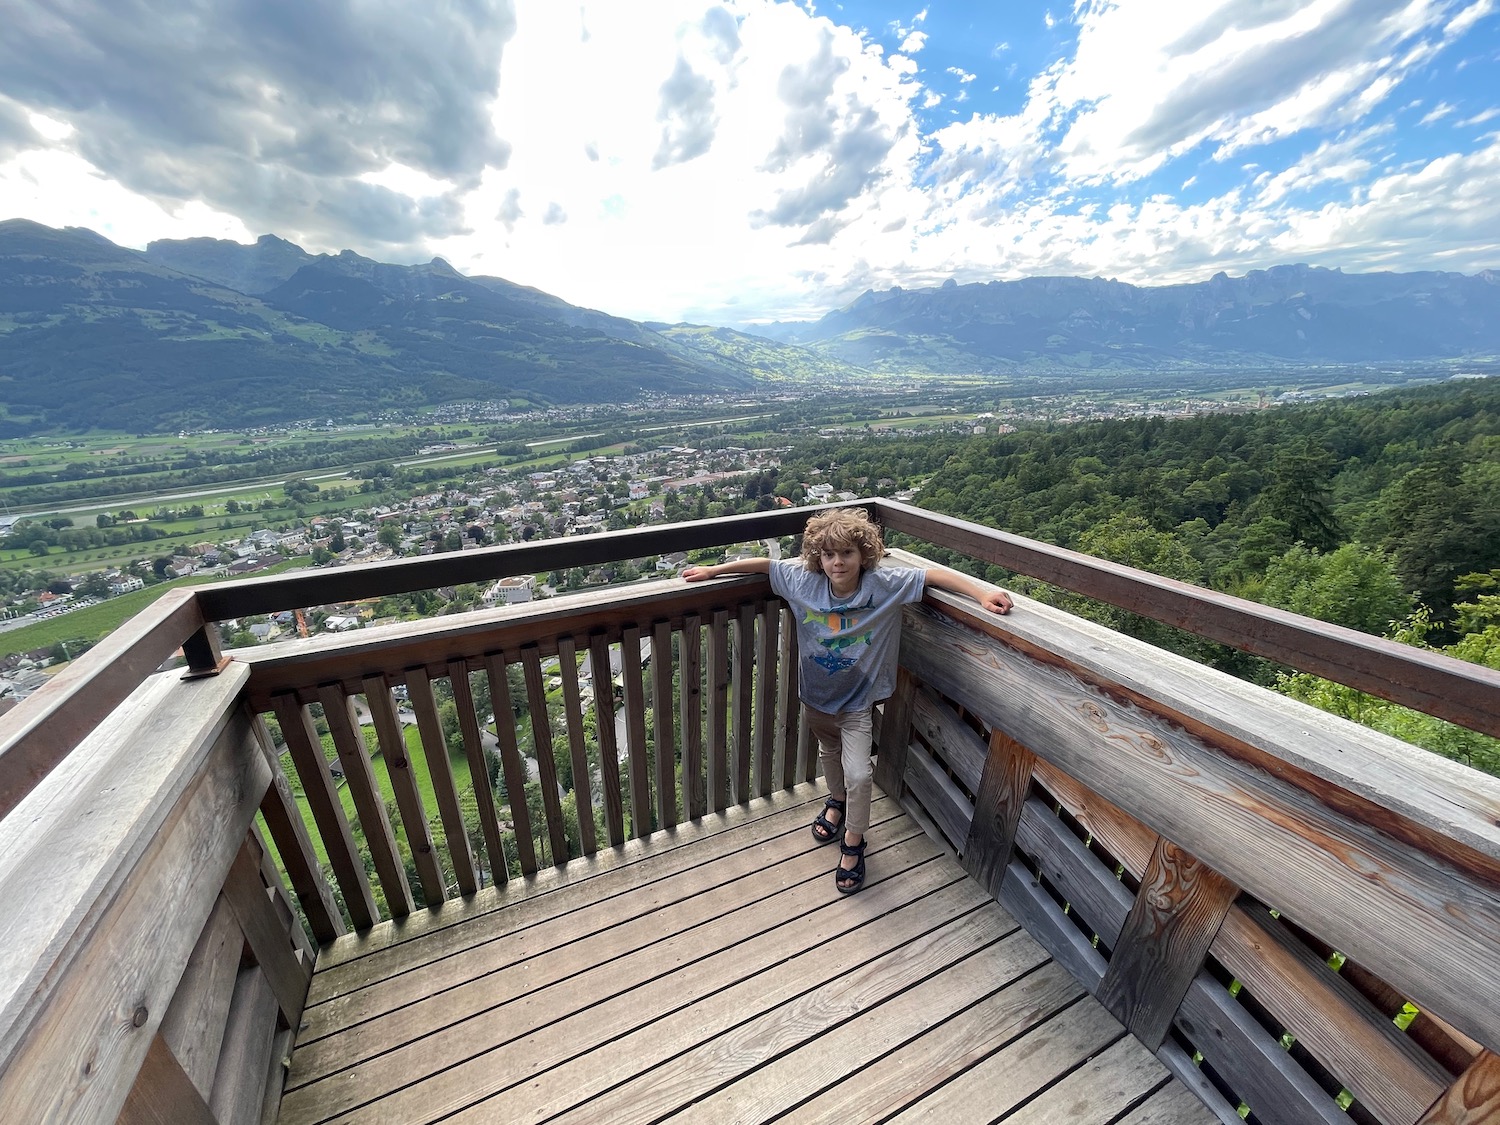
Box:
131;1005;149;1028
1077;700;1108;730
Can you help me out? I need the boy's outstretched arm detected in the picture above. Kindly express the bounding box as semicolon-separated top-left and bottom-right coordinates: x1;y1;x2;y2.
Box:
683;558;774;582
923;565;1013;615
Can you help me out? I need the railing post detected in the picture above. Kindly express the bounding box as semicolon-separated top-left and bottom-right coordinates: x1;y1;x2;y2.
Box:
873;668;917;798
181;622;229;679
1419;1051;1500;1123
1096;837;1238;1049
962;731;1037;898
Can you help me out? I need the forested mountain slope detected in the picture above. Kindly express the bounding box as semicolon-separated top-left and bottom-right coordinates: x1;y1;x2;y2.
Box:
0;220;773;433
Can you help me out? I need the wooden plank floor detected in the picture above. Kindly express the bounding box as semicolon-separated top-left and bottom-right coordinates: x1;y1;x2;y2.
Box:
276;784;1216;1125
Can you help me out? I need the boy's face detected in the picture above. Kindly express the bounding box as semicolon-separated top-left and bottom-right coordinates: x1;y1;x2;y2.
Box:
819;543;862;583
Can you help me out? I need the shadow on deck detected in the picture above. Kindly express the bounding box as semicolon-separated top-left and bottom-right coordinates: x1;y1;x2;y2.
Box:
279;784;1212;1125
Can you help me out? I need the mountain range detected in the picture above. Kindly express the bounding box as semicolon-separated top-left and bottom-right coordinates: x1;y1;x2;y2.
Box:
1;218;1496;435
758;267;1500;374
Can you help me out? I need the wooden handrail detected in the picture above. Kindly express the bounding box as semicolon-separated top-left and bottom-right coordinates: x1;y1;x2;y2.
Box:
0;587;208;818
869;498;1500;739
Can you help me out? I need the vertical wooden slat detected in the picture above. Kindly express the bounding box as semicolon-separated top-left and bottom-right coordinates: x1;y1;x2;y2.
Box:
872;667;918;798
777;603;799;790
208;966;280;1125
962;730;1038;897
252;820;314;969
156;898;240;1099
798;703;815;783
1418;1050;1500;1124
754;601;777;797
679;614;705;821
405;665;477;896
482;652;537;875
557;635;597;853
651;620;678;830
707;610;730;812
271;693;377;930
733;602;755;804
586;633;625;847
251;715;344;942
1099;837;1239;1049
620;625;652;837
362;677;446;905
315;683;412;918
221;835;312;1028
521;646;570;866
260;1027;294;1125
448;659;507;888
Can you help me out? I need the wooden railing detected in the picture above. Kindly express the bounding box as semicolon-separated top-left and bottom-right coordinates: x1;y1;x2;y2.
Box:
2;500;1498;1124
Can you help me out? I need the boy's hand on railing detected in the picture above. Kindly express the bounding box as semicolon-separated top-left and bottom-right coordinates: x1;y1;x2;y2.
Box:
682;565;715;582
980;588;1014;615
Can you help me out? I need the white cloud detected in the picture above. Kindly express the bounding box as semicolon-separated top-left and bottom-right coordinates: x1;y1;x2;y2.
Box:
1;0;1497;327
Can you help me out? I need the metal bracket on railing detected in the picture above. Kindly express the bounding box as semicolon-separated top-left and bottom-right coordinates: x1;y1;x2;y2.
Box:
180;623;230;679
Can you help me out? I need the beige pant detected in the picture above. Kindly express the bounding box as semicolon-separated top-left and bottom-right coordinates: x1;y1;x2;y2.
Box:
804;704;874;835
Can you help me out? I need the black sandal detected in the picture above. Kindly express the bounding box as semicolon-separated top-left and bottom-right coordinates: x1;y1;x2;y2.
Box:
811;796;846;844
836;836;867;894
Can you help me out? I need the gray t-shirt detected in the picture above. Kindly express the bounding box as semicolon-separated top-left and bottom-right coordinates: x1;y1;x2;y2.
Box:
770;559;927;715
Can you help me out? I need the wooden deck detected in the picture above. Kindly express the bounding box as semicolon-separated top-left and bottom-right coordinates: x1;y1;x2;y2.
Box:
276;784;1217;1125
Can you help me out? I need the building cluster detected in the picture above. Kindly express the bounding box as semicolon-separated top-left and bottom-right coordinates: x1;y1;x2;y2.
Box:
1;443;826;692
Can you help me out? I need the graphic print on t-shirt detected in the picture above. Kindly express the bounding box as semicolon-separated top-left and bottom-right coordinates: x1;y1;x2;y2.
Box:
806;597;874;675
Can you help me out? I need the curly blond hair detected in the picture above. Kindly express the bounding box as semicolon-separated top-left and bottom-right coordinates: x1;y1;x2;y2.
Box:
799;507;886;573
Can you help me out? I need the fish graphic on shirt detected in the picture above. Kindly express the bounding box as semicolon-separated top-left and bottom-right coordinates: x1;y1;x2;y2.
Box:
803;608;867;632
812;649;858;674
821;629;873;654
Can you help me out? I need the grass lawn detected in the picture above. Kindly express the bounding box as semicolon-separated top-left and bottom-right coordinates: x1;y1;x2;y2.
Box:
281;721;481;874
0;557;308;656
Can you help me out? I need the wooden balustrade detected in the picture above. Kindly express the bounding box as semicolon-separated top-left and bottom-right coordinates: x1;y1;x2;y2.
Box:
4;500;1499;1123
876;572;1500;1125
237;577;802;932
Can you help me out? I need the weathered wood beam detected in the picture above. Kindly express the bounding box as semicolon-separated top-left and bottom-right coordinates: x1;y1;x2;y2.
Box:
522;645;570;864
272;693;377;930
449;658;507;887
585;635;625;847
872;668;918;797
678;616;705;821
251;713;345;941
1214;902;1451;1125
707;610;730;811
899;597;1500;1055
1418;1050;1500;1124
652;620;678;829
620;625;651;836
0;668;267;1121
1097;839;1238;1049
316;682;412;917
557;636;597;853
962;731;1038;900
874;499;1500;740
405;665;477;895
0;587;205;817
195;508;815;620
362;677;446;904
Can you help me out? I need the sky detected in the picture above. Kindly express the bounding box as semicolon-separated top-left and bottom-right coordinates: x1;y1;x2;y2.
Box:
2;0;1498;327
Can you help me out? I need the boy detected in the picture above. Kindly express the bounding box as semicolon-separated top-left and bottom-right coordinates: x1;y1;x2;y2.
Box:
683;508;1012;893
